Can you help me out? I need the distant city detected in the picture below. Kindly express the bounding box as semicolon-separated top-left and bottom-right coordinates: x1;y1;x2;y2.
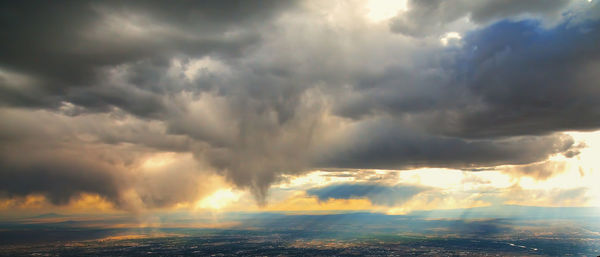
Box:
2;208;599;256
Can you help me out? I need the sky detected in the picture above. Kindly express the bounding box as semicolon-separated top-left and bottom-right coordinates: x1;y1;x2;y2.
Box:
1;0;600;220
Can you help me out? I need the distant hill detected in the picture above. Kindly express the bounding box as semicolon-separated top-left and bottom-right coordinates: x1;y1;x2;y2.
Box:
30;213;66;219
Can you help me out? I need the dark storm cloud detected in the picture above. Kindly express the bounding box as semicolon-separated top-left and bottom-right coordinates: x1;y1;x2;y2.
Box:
0;0;296;113
318;6;599;184
0;111;127;205
0;144;218;208
390;0;571;37
0;152;122;205
0;0;598;208
450;18;600;137
0;0;304;204
390;0;469;37
469;0;571;23
0;108;217;209
341;3;600;138
307;183;429;206
316;121;575;169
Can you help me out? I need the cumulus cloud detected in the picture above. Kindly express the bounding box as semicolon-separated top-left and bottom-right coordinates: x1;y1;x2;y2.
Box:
501;161;568;180
502;185;590;207
0;0;599;208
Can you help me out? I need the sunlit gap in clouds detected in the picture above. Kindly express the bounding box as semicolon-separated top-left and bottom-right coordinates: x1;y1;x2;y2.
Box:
195;188;242;211
365;0;407;22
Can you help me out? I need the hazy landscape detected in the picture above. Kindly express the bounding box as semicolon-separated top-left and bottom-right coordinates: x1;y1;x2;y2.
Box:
2;206;600;256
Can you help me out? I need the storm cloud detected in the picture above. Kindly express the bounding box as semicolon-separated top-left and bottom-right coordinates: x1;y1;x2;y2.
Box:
0;0;598;208
390;0;572;37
